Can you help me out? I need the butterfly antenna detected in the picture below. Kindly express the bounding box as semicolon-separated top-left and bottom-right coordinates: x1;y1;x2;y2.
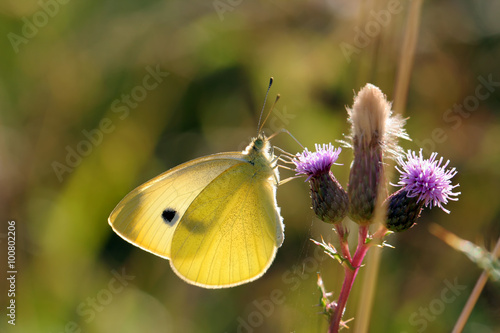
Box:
259;94;281;134
257;77;274;135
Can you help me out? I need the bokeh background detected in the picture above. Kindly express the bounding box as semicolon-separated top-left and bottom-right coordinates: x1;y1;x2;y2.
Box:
1;0;499;332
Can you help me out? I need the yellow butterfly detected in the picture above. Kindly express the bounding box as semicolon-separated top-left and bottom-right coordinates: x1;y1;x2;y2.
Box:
108;82;285;288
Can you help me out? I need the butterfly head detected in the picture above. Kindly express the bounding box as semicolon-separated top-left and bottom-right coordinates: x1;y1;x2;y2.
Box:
245;134;271;156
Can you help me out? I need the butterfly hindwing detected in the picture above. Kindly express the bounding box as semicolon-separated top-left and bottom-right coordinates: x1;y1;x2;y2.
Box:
170;161;282;288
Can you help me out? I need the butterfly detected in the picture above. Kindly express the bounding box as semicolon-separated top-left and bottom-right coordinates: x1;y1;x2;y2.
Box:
108;80;285;288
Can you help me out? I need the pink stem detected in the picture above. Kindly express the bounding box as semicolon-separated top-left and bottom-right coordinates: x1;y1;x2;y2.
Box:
335;224;352;263
328;225;370;333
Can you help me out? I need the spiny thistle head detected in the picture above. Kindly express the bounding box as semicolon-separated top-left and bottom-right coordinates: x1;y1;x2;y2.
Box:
346;84;409;225
293;144;348;224
294;143;342;180
395;149;461;212
386;149;460;231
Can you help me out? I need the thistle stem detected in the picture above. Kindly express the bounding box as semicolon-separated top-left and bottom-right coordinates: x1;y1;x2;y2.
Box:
335;224;352;263
329;225;370;333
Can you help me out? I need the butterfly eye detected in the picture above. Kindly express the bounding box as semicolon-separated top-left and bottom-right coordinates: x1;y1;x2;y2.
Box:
254;139;264;150
162;208;178;225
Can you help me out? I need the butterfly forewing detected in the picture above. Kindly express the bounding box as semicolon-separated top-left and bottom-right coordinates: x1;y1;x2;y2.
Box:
108;154;247;259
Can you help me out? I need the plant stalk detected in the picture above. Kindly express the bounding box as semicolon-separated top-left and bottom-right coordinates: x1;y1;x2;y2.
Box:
452;235;500;332
329;226;370;333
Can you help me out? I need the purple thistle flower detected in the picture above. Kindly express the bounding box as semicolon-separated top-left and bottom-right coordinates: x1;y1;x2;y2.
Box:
293;143;342;181
293;144;348;224
395;149;460;214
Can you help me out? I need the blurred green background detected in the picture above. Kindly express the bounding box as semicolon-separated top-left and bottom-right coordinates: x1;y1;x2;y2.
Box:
1;0;499;332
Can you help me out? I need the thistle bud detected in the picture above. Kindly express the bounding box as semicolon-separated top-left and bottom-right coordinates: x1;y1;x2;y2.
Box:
346;84;409;225
386;188;425;232
293;144;348;224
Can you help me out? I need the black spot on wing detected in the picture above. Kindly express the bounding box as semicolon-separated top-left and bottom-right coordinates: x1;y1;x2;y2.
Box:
162;208;178;225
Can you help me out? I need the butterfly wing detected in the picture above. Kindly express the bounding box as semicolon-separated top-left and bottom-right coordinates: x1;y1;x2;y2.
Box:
170;161;283;288
108;152;247;259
